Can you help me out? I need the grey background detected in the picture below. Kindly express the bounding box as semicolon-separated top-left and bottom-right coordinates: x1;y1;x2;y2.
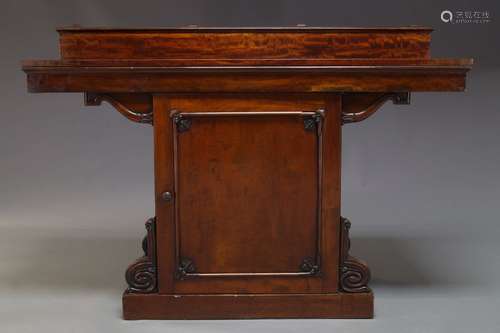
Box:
1;0;499;332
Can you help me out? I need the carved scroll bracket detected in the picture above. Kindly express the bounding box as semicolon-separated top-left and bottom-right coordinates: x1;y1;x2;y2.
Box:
340;216;371;293
125;217;157;293
85;93;153;124
342;92;410;124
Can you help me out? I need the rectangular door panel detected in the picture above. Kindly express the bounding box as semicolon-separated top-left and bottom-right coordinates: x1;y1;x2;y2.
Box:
153;94;341;294
176;114;318;274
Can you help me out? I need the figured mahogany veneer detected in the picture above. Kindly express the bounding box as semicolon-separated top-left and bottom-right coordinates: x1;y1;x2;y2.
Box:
22;26;471;320
58;26;432;60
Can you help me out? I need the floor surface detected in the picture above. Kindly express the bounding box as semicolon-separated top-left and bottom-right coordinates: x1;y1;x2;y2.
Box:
1;223;499;333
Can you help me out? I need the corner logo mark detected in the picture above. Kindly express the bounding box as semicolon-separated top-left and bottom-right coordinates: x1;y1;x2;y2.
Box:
440;9;491;24
441;10;453;23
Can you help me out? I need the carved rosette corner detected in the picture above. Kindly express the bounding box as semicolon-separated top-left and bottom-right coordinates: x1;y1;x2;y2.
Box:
176;257;196;280
303;108;325;132
84;93;153;124
339;216;371;293
125;217;157;293
342;92;410;125
172;113;192;133
300;257;320;275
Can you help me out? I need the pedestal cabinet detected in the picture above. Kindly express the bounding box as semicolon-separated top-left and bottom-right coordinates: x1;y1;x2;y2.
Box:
23;26;471;319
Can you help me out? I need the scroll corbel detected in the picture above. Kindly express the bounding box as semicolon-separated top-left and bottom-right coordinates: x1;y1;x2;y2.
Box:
125;217;157;293
339;217;371;293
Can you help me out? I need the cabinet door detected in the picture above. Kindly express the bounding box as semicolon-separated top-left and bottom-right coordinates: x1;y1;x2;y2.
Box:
154;94;341;294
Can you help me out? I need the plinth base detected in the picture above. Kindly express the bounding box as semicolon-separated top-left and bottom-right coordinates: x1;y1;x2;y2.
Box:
122;291;374;320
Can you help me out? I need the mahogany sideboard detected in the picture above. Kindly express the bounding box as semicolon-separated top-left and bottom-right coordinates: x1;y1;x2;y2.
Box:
22;26;472;319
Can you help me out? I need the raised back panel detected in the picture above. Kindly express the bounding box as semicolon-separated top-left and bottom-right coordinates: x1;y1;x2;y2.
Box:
58;27;431;60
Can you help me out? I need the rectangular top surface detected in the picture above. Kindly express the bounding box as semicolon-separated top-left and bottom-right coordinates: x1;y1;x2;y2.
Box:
57;26;433;32
23;26;472;93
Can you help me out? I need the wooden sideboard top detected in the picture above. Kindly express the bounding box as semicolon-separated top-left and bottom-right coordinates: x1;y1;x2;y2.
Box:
22;26;472;93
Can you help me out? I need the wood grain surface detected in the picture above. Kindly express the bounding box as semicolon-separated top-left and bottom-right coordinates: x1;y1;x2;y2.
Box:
58;27;431;60
122;291;374;319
